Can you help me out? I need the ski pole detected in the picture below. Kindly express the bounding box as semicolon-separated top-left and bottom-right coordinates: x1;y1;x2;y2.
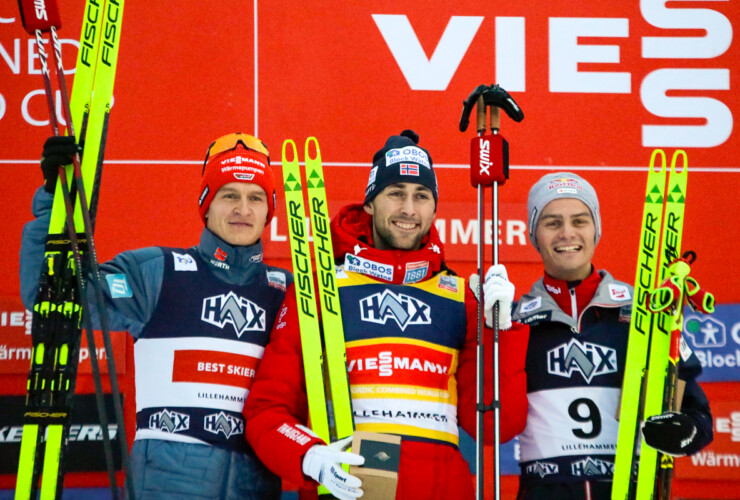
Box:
46;6;135;498
16;1;132;498
459;84;523;500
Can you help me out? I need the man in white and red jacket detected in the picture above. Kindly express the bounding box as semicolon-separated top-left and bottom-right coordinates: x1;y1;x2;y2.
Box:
244;130;529;499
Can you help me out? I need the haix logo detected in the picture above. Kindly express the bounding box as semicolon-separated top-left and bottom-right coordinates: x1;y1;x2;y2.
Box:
148;409;190;434
360;290;431;331
234;173;255;181
546;284;562;295
526;461;559;478
203;411;244;439
547;339;617;383
201;291;266;337
34;0;49;20
571;457;614;477
478;137;491;176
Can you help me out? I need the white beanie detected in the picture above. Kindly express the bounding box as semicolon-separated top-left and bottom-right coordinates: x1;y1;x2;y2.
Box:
527;172;601;249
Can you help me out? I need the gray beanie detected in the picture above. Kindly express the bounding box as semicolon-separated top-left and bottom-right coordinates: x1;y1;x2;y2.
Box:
527;172;601;249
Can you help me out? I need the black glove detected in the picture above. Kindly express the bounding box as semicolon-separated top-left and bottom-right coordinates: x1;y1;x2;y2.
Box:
40;136;80;193
641;411;702;456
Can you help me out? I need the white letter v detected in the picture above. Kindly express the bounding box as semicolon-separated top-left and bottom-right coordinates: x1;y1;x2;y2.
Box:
372;15;483;91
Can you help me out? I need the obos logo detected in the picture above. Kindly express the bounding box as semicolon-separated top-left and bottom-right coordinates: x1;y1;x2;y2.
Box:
345;254;393;281
571;457;614;477
201;291;266;337
360;290;431;331
385;146;430;168
204;411;244;439
547;339;617;383
148;409;190;434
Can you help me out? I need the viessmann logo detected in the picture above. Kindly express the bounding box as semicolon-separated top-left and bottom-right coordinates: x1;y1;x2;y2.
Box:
348;350;449;377
201;292;266;337
359;290;431;331
547;339;617;383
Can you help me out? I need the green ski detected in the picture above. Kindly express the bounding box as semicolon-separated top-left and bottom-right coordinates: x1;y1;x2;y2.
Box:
634;152;687;499
282;137;354;495
304;138;354;442
15;0;128;499
612;150;687;500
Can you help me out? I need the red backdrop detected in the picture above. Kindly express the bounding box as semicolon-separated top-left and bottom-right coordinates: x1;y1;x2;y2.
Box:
0;1;738;496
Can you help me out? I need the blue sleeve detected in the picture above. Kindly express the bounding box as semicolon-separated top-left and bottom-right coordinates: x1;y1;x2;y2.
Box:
678;346;714;451
19;187;54;309
19;186;164;339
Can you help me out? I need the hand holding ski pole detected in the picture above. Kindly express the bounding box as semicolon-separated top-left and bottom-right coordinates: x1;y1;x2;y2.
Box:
459;83;523;500
40;136;80;193
483;265;514;330
641;411;703;457
302;435;365;500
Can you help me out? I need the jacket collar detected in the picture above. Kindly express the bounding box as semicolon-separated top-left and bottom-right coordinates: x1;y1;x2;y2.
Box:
330;204;445;284
514;269;633;328
196;228;265;283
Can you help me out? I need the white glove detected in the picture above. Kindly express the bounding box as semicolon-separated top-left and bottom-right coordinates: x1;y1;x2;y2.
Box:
483;264;514;330
302;435;365;500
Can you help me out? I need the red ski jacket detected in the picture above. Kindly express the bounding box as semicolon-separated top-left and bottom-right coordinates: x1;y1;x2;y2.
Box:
245;204;528;499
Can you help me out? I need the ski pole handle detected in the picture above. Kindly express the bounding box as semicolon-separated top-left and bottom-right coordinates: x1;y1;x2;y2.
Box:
17;0;62;33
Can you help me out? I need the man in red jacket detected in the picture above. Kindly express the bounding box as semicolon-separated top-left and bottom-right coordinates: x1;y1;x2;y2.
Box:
244;130;529;499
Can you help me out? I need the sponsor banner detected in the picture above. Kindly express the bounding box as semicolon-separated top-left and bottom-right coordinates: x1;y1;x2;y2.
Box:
346;340;455;389
675;399;740;481
0;297;126;375
682;304;740;382
133;337;260;411
171;349;259;388
0;394;123;474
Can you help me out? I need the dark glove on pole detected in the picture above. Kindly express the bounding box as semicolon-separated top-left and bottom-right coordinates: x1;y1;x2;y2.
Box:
40;136;80;193
641;411;703;456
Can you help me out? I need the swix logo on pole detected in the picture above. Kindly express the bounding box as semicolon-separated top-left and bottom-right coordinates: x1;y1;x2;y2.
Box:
547;339;617;383
203;411;244;439
148;409;190;434
360;290;431;331
201;291;266;337
478;138;491;176
33;0;49;21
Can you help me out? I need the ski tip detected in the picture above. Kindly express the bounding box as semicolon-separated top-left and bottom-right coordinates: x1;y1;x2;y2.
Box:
17;0;62;34
670;150;688;174
648;149;667;173
282;139;299;165
305;137;321;162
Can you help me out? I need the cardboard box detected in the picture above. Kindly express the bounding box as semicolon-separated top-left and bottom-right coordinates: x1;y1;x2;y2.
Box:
349;431;401;500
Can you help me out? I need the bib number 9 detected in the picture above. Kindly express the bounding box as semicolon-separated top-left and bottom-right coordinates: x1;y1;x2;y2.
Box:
568;398;602;438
